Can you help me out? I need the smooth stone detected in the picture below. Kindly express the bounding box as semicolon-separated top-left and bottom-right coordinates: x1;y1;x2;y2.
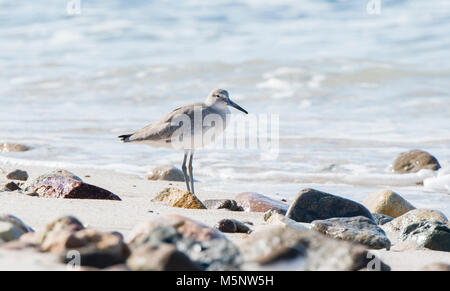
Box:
372;213;394;225
127;243;201;271
392;149;440;173
0;222;24;243
234;192;288;213
0;143;31;152
34;216;85;252
146;166;185;181
24;173;120;200
383;209;448;233
286;188;374;223
239;224;390;271
363;189;415;218
59;228;130;269
264;210;309;231
6;169;29;181
311;216;391;250
152;187;206;209
1;182;21;191
399;220;450;252
216;219;251;233
127;215;241;271
204;199;243;211
0;214;34;233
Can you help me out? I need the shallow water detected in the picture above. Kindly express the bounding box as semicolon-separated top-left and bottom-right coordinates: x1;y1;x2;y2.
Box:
1;1;449;215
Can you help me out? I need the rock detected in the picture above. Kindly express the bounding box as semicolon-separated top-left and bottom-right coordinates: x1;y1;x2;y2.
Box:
286;188;374;223
0;143;31;152
235;192;288;213
399;220;450;252
216;219;251;233
372;213;394;225
392;150;440;173
146;166;185;181
127;243;201;271
127;215;241;270
1;182;21;191
34;216;85;252
0;214;34;233
59;228;130;269
204;199;243;211
51;169;83;182
239;224;389;271
0;222;25;243
383;209;448;233
264;210;309;231
24;173;121;200
419;263;450;271
311;216;391;250
152;187;206;209
363;190;415;218
6;169;29;181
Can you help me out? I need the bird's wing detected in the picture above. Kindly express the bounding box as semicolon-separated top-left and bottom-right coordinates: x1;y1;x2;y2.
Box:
127;103;202;142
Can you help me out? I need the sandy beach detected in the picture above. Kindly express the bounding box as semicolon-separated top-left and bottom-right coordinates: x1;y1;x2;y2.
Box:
1;162;449;271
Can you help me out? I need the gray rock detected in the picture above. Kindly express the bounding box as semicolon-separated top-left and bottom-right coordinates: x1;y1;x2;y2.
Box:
6;169;29;181
204;199;243;211
383;209;448;233
311;216;391;250
373;213;394;225
0;222;25;243
239;223;390;271
400;220;450;252
286;188;374;223
0;214;34;233
146;166;185;181
393;150;440;173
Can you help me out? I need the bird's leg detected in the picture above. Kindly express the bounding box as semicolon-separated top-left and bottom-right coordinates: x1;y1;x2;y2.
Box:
188;151;195;195
182;152;191;193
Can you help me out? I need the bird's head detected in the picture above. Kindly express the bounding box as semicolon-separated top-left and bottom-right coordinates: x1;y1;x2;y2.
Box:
205;88;248;114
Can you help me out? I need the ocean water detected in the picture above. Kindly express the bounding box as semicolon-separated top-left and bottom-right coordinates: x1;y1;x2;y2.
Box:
1;0;449;215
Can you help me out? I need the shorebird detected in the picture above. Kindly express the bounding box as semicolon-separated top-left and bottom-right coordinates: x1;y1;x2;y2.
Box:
118;88;248;194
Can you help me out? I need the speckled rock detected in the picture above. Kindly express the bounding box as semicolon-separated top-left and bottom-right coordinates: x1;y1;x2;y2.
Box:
24;173;120;200
399;220;450;252
311;216;391;250
239;224;390;271
286;188;374;223
363;190;415;218
383;209;448;233
127;243;201;271
235;192;288;213
51;169;83;182
152;187;206;209
372;213;394;225
392;150;440;173
0;143;31;152
127;215;241;270
216;219;251;233
146;166;185;181
204;199;243;211
6;169;29;181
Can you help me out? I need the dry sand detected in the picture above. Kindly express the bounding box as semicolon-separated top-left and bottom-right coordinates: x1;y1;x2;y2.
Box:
0;163;449;271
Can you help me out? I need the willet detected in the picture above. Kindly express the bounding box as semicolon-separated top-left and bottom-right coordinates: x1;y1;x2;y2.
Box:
118;88;248;194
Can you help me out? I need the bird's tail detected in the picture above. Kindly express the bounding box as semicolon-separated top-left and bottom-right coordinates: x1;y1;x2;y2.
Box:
118;134;132;142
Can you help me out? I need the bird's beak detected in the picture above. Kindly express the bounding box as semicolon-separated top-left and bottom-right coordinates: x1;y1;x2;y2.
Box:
227;99;248;114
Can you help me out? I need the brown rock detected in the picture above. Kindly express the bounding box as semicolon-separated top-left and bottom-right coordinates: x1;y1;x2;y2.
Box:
35;216;85;252
419;263;450;271
235;192;288;213
0;143;31;152
24;173;121;200
6;169;29;181
152;187;206;209
1;182;21;191
127;243;201;271
383;209;448;233
146;166;185;181
393;150;440;173
204;199;243;211
216;219;251;233
363;190;415;218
